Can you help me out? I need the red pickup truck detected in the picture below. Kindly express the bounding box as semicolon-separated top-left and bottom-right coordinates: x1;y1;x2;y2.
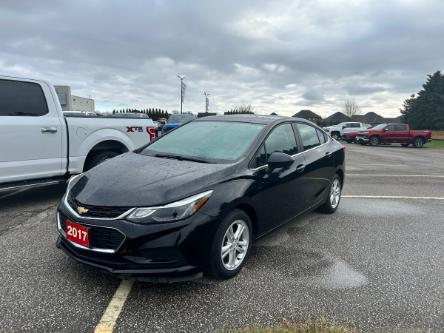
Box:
355;123;432;148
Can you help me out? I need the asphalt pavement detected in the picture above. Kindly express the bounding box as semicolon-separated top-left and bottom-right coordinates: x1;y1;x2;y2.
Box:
0;143;443;333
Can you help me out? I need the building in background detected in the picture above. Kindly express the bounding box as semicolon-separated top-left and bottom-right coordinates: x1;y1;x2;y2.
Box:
323;112;352;126
293;109;322;125
54;85;95;112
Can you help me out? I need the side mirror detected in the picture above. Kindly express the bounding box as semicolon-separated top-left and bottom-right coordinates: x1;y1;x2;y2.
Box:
268;152;294;170
342;125;347;129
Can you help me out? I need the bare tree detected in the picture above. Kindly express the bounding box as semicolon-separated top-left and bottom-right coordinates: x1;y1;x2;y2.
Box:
225;104;255;115
236;104;254;113
344;99;360;117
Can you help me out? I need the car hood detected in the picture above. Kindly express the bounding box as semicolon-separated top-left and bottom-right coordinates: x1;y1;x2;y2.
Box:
71;152;236;207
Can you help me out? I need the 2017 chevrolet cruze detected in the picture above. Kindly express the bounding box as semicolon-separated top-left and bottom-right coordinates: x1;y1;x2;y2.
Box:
56;115;345;280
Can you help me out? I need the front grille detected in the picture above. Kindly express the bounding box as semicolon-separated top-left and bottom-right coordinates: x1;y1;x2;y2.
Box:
67;193;131;218
89;228;124;250
59;213;125;251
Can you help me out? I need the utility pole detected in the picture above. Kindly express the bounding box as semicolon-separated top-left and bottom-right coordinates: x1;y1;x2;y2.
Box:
177;75;186;114
203;91;210;113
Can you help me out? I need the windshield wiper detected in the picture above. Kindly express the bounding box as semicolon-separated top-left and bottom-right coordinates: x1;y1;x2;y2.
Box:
154;153;209;163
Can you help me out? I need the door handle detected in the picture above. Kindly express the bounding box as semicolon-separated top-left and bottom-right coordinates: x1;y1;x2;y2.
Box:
296;164;305;172
325;151;332;158
41;127;58;133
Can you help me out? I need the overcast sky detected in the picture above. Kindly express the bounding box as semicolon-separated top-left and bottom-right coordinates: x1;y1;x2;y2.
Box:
1;0;443;117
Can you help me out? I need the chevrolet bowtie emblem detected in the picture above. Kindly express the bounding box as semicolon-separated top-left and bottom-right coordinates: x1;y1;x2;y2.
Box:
76;206;89;215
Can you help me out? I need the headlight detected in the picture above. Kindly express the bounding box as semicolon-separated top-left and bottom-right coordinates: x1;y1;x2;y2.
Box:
127;190;213;223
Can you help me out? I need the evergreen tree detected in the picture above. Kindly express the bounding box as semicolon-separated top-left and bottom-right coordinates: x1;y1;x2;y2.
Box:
401;71;444;130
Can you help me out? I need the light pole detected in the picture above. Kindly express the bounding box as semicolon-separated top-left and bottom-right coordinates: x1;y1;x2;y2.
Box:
177;75;186;114
203;91;210;113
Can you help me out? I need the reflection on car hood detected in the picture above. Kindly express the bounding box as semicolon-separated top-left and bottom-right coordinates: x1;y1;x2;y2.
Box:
71;152;236;207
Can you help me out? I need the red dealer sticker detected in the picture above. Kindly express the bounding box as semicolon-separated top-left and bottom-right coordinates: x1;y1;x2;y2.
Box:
65;220;89;248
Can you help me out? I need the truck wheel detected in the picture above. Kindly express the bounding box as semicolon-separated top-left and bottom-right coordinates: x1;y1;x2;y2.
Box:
369;136;380;146
206;209;252;279
331;132;340;140
413;137;424;148
88;151;119;170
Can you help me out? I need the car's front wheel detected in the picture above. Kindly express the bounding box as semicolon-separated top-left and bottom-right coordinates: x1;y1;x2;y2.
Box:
207;209;252;279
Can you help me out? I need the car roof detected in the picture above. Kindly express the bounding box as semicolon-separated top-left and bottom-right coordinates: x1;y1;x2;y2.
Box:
195;114;305;125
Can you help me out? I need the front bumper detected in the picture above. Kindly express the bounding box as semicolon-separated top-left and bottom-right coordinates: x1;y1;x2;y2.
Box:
56;205;215;281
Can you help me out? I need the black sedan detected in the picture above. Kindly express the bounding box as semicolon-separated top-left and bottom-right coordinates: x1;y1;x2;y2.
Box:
56;115;345;280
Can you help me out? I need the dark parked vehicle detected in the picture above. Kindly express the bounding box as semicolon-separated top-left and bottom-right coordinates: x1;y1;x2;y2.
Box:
56;115;345;280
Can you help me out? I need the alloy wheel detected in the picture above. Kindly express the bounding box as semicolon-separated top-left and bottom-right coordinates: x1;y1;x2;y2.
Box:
221;220;250;271
330;178;341;209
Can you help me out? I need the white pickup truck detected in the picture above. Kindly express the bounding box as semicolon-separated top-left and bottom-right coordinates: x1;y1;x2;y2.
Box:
323;122;370;140
0;75;156;191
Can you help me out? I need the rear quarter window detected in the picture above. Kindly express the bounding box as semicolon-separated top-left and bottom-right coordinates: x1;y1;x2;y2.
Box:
0;79;49;117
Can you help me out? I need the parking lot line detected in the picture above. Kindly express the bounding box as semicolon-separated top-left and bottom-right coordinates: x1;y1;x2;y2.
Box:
347;174;444;178
343;195;444;200
94;280;134;333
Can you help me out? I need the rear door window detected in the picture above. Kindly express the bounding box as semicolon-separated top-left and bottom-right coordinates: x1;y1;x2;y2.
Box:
0;79;49;116
296;123;321;150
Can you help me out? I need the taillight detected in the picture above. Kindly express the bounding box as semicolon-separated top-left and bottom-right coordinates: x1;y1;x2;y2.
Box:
146;127;156;141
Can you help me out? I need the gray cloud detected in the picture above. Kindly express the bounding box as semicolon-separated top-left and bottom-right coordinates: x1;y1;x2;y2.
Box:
0;0;443;117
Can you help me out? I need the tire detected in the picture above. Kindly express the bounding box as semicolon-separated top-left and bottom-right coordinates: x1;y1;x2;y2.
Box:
87;151;119;170
413;137;424;148
401;143;410;147
331;132;340;140
369;136;380;146
206;209;252;279
318;175;342;214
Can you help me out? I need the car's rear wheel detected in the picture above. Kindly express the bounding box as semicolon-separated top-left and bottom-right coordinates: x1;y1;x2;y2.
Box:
318;175;341;214
369;136;380;146
207;209;252;279
413;137;424;148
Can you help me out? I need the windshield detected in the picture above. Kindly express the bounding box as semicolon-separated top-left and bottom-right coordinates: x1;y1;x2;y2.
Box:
168;114;195;124
141;121;265;162
369;124;387;130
